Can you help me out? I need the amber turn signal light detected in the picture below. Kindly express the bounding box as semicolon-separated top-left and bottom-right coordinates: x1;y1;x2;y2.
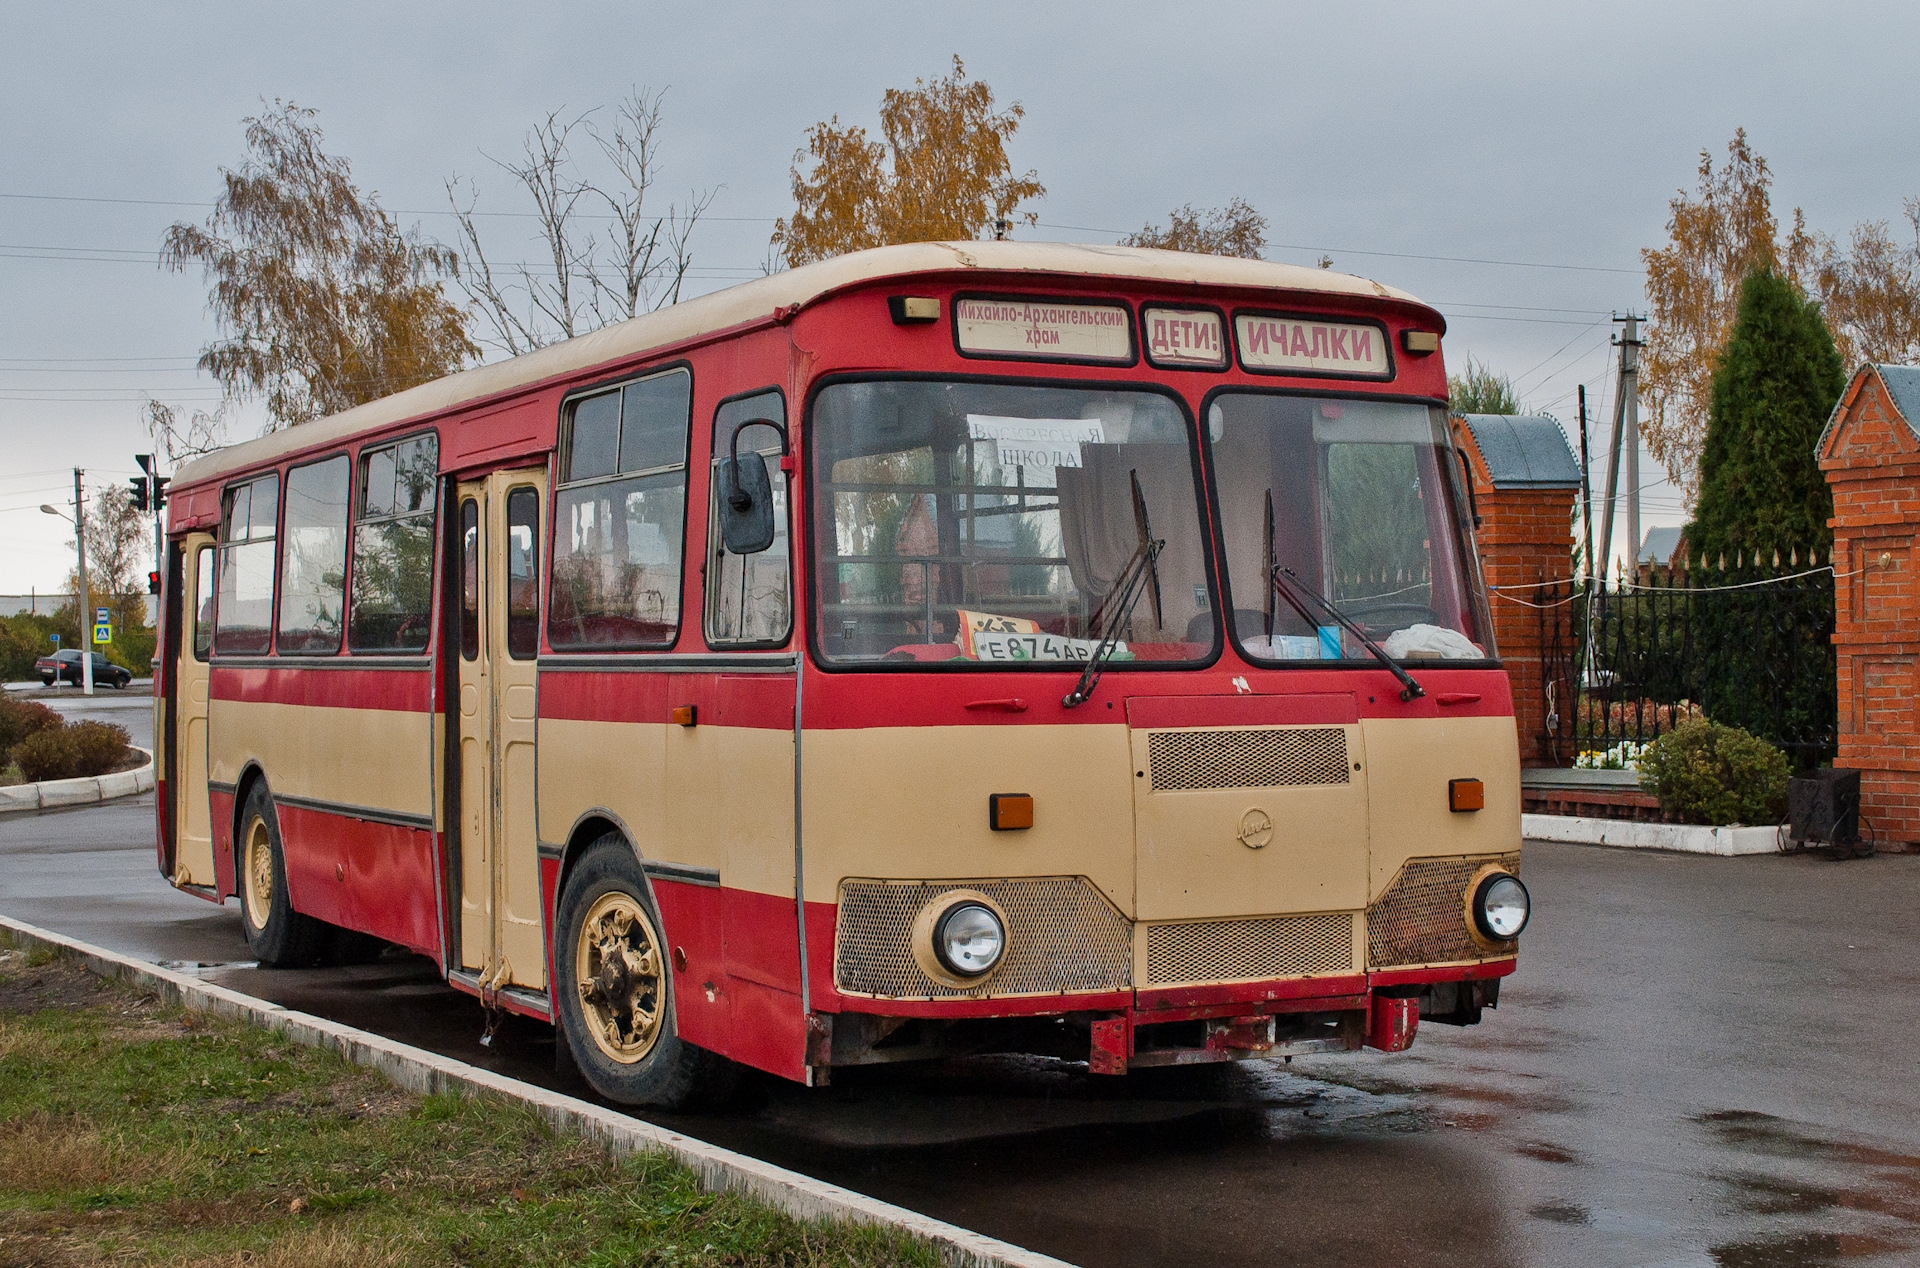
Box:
989;793;1033;831
1449;778;1484;812
1402;330;1440;354
671;704;697;727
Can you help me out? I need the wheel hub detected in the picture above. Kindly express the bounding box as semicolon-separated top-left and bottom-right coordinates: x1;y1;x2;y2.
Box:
574;894;664;1064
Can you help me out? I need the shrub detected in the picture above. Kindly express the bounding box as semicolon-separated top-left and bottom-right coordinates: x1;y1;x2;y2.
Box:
13;721;131;782
0;696;62;753
1637;718;1790;826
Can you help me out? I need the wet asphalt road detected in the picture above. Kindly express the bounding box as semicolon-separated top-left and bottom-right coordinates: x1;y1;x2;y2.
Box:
3;706;1918;1266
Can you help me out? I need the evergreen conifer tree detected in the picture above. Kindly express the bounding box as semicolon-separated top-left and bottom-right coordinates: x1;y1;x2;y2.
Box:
1686;269;1845;564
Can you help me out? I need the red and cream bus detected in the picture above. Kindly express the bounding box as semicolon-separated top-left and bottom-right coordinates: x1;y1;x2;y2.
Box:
154;243;1529;1106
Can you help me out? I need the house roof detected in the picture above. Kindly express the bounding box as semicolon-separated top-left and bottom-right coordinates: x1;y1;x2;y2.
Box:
1639;526;1683;565
1456;413;1583;489
1817;363;1920;456
174;241;1438;491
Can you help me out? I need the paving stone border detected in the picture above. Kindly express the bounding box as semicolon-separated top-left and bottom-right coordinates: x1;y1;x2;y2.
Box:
0;747;154;814
1523;812;1782;856
0;915;1073;1268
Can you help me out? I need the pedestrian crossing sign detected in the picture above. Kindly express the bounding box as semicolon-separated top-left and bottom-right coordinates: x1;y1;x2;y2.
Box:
93;624;111;645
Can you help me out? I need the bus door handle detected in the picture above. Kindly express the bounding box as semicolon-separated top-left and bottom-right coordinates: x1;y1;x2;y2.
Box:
965;698;1029;713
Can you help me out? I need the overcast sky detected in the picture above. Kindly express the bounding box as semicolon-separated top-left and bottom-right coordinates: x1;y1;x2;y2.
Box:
3;0;1916;592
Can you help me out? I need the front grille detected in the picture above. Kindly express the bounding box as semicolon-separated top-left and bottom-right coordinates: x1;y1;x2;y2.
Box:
834;878;1132;1000
1366;853;1520;968
1147;727;1350;791
1143;912;1355;986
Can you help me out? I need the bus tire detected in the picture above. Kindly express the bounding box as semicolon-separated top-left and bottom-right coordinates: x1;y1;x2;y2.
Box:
555;835;737;1109
235;783;327;968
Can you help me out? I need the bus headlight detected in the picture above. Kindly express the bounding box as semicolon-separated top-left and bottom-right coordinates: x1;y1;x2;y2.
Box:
1472;873;1531;940
933;902;1006;977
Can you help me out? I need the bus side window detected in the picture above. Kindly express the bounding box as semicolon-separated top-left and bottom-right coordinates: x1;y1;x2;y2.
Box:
192;545;215;661
506;488;539;659
214;472;279;655
350;433;439;653
277;454;351;654
548;368;691;651
706;389;790;647
459;498;479;661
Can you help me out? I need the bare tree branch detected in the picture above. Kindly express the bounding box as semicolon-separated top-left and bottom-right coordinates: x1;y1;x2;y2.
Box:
450;89;712;354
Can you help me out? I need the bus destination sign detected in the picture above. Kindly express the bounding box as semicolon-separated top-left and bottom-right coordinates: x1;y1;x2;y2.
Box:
1142;307;1226;369
955;298;1133;363
1235;314;1391;378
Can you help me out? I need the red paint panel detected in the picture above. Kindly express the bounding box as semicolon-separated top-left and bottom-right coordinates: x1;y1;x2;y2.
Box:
1368;958;1516;988
539;671;670;724
210;664;432;711
443;399;552;470
276;803;348;927
1125;693;1358;729
275;804;440;955
1366;994;1420;1051
801;666;1512;730
723;886;800;992
652;879;731;1053
722;976;807;1082
540;857;560;987
210;788;237;897
538;670;793;728
154;777;169;877
1134;973;1370;1013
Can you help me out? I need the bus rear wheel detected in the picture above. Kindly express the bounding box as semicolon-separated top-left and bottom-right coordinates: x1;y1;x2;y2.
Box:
236;783;326;968
555;836;736;1108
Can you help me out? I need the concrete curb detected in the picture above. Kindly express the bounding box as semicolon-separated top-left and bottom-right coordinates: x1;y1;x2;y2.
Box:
0;915;1074;1268
1524;813;1782;856
0;747;154;814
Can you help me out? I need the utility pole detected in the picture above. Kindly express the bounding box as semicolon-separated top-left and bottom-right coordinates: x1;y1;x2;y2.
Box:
1619;314;1643;578
1595;313;1645;582
1577;384;1594;583
73;467;93;696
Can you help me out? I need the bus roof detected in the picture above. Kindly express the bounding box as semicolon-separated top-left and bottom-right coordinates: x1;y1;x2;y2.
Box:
174;241;1435;490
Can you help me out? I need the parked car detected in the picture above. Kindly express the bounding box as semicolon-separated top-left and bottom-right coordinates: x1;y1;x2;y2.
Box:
33;649;131;688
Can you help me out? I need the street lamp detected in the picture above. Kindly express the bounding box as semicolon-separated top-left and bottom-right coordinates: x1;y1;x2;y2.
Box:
41;486;93;696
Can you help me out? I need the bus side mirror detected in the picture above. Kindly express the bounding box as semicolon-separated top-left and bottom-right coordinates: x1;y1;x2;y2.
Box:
720;418;786;556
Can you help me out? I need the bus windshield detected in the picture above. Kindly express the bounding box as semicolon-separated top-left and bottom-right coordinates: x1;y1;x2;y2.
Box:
1207;393;1491;662
811;379;1213;667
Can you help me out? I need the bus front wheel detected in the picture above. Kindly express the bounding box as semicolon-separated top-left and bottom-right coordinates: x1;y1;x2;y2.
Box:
555;835;737;1108
236;783;327;968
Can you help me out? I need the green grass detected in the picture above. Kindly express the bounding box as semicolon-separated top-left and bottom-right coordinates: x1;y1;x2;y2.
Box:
0;946;942;1267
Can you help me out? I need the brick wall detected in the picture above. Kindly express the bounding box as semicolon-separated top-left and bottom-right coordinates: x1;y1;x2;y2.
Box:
1820;367;1920;847
1451;419;1577;766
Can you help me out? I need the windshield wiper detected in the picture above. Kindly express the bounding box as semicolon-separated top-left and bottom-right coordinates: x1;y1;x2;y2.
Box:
1270;566;1426;702
1063;470;1163;708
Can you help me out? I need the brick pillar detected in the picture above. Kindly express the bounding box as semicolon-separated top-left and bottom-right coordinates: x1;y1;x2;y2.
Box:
1818;363;1920;849
1450;415;1580;767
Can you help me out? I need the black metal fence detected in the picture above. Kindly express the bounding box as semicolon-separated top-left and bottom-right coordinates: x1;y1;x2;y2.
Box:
1534;562;1836;769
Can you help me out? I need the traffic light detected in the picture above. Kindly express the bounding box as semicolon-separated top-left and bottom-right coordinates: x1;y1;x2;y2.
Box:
153;476;169;511
148;570;161;596
129;476;149;512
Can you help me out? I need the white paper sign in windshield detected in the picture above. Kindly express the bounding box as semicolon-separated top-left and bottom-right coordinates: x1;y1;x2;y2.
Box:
1142;307;1227;368
1235;315;1391;378
955;298;1133;362
966;415;1105;471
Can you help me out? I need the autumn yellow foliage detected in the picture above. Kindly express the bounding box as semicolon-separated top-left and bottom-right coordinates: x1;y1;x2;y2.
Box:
773;58;1045;267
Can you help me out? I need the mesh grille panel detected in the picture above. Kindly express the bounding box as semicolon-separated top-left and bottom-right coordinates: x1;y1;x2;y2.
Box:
1147;727;1350;791
1366;853;1521;968
1143;912;1355;986
835;878;1132;1000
